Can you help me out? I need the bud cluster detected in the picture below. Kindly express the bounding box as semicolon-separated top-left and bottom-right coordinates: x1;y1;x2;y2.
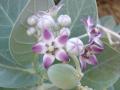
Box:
26;5;71;38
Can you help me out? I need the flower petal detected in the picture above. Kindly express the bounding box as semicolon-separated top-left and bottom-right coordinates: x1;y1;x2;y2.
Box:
90;28;102;38
89;36;103;48
43;54;55;69
91;44;104;54
55;49;69;62
42;29;54;44
32;42;46;54
83;16;94;28
55;34;68;47
87;55;98;65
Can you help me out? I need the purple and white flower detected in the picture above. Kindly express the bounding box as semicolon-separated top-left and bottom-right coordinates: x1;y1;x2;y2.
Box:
32;29;69;69
79;45;98;70
89;37;104;54
79;16;104;70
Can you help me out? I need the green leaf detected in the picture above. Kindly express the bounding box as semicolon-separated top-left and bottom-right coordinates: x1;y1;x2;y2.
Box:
107;86;115;90
0;0;28;65
113;78;120;90
114;25;120;33
0;87;16;90
48;64;77;89
100;16;116;29
9;0;52;65
0;1;42;88
100;16;120;52
0;63;37;88
81;42;120;90
59;0;98;37
0;50;18;66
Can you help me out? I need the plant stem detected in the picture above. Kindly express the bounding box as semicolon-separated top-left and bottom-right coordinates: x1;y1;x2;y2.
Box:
69;54;83;80
97;24;120;39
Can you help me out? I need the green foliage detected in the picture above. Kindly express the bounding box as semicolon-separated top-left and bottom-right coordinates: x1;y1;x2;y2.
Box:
48;64;77;89
0;0;120;90
100;16;116;29
0;0;44;88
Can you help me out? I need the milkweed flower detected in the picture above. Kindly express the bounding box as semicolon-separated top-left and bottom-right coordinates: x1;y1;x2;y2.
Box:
79;16;104;70
32;29;69;69
79;45;98;70
79;38;104;70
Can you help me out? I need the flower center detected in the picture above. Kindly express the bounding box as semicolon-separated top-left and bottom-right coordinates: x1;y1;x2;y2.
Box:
48;46;55;52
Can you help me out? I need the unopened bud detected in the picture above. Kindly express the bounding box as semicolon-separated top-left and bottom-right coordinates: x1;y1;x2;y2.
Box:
57;15;71;26
26;27;36;36
66;38;84;55
37;15;55;30
27;15;38;26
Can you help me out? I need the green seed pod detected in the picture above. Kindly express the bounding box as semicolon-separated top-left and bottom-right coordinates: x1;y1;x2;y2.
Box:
48;64;79;89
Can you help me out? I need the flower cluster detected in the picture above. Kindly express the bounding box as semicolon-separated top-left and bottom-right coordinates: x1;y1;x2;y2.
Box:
80;16;104;70
25;5;105;90
26;6;104;70
27;5;72;69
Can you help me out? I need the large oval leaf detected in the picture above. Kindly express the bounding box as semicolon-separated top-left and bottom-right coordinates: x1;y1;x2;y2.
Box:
0;63;38;88
0;0;28;65
9;0;53;65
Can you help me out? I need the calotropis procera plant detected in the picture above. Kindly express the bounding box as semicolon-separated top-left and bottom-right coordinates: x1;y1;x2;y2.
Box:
26;4;104;90
0;0;120;90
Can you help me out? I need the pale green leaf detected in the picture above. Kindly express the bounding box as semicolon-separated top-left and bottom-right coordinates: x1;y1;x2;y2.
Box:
113;78;120;90
0;0;28;64
100;15;116;29
107;86;115;90
0;64;37;88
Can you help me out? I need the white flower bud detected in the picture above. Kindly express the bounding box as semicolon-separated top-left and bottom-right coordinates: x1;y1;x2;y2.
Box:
37;15;55;30
57;15;71;26
60;27;71;36
27;15;38;26
26;27;36;36
66;38;84;55
79;85;93;90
